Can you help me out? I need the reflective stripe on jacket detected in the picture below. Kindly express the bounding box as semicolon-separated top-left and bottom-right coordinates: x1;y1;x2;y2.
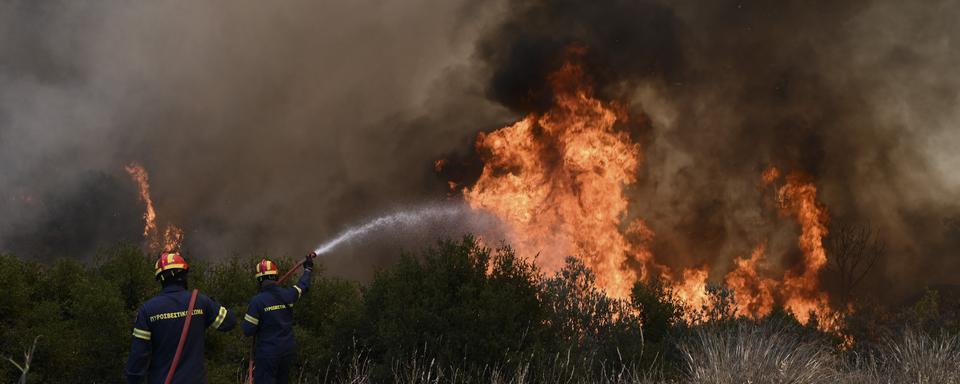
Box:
125;285;236;384
242;269;311;358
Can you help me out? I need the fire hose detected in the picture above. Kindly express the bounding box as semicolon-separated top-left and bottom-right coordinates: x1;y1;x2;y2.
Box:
162;259;306;384
245;259;307;384
164;289;199;384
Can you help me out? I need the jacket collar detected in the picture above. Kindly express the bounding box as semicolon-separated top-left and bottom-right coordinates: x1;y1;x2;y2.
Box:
161;284;187;294
259;280;281;292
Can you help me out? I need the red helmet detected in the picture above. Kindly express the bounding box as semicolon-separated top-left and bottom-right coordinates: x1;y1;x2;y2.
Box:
256;259;279;279
155;252;189;277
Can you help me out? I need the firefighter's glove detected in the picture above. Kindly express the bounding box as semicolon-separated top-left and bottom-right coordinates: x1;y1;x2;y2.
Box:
303;252;316;271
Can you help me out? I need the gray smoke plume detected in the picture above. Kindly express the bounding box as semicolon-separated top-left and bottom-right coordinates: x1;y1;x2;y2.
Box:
1;0;958;295
0;0;509;273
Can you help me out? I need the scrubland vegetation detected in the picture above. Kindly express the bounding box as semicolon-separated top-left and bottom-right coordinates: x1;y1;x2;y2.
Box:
1;237;958;383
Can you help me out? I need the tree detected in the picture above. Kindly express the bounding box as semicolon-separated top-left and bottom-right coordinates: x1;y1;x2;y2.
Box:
827;222;885;304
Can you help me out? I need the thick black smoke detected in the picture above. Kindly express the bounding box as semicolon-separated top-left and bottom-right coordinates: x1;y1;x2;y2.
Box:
478;0;682;113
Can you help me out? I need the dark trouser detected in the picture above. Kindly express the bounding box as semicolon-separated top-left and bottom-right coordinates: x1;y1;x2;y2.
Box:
254;355;293;384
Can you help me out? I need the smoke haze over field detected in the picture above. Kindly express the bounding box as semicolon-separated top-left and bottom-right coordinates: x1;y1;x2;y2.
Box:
0;0;511;275
1;0;958;294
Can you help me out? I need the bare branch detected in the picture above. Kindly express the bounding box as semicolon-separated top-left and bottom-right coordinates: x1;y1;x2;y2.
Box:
4;335;42;384
827;222;885;304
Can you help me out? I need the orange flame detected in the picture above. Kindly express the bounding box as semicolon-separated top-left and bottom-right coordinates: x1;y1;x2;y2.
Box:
671;267;710;314
464;53;649;298
761;166;781;186
725;244;777;318
731;168;840;329
125;163;158;239
125;162;183;254
163;225;184;252
455;52;842;333
774;171;834;326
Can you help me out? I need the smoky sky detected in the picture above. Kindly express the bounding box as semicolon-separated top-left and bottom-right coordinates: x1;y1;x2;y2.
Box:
0;0;511;275
1;0;959;295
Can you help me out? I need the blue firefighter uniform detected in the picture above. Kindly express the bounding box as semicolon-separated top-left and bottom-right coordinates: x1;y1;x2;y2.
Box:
125;285;237;384
242;268;311;384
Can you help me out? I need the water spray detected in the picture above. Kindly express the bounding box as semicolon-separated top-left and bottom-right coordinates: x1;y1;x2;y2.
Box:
246;203;478;383
312;203;469;255
272;203;485;283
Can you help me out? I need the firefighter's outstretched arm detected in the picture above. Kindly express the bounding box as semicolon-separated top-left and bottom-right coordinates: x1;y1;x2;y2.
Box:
125;308;151;384
204;296;238;332
292;252;315;301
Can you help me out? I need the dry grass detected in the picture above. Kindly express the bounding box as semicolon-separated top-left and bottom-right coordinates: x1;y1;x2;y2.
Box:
842;330;960;384
284;326;960;383
679;324;838;384
303;350;665;384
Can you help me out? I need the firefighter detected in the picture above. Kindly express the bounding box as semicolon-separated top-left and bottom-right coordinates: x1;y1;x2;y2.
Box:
126;252;237;384
242;253;315;384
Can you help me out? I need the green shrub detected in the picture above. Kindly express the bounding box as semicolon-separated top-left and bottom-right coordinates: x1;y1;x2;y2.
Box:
96;242;157;311
540;256;647;373
4;238;959;383
359;236;544;377
10;258;129;382
630;276;685;342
